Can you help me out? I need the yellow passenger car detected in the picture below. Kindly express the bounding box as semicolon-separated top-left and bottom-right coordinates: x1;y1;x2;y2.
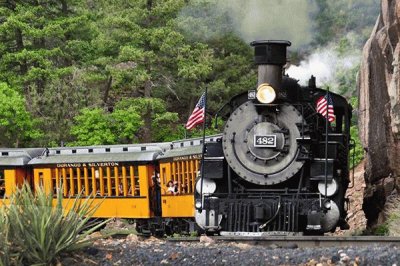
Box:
158;145;201;218
153;136;221;234
28;144;166;219
0;148;43;199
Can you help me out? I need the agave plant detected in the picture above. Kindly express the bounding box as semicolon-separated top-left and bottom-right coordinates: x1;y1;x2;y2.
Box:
0;205;11;266
5;184;108;265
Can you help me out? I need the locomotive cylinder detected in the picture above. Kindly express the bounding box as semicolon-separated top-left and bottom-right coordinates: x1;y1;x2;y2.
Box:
250;40;291;96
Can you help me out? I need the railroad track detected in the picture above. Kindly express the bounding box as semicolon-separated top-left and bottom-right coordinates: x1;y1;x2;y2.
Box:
167;235;400;248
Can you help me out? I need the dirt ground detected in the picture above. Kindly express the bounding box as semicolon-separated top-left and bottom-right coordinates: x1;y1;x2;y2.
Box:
335;160;367;235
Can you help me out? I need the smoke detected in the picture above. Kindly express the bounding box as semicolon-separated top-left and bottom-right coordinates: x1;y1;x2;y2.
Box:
286;45;360;89
178;0;317;49
177;0;378;93
219;0;316;48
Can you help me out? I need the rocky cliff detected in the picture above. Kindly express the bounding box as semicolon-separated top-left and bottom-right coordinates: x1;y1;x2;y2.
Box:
358;0;400;227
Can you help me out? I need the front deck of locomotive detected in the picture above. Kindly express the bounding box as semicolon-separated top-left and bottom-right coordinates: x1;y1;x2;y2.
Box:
195;40;352;235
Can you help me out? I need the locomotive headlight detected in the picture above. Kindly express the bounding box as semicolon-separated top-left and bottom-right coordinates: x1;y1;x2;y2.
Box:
195;200;202;209
318;179;339;197
256;83;276;104
195;178;216;194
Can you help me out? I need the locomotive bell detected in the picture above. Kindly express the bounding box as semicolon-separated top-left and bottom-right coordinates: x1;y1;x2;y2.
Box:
250;40;291;101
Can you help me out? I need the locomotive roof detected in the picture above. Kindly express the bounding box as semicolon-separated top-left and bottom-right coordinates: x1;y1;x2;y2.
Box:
171;134;222;149
28;144;166;165
0;148;45;166
157;145;202;161
157;134;222;160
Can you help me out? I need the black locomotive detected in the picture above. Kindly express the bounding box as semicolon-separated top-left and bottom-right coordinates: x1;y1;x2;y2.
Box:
195;40;352;235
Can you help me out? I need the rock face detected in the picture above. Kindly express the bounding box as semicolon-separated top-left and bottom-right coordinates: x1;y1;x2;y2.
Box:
358;0;400;227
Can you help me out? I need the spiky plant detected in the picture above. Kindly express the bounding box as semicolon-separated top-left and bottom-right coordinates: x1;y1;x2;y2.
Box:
5;184;107;265
0;205;11;266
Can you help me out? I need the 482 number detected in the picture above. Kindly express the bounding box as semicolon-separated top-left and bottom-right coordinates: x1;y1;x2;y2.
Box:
254;135;276;147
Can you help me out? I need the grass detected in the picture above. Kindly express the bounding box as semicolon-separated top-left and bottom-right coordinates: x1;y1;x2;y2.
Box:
0;184;109;265
384;195;400;236
100;227;138;236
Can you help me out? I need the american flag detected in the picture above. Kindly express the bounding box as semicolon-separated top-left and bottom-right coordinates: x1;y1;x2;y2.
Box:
185;92;206;130
316;93;335;123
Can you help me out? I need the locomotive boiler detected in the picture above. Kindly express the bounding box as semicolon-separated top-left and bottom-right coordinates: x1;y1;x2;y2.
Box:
195;40;352;234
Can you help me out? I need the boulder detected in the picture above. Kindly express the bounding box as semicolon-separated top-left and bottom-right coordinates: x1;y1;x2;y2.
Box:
358;0;400;227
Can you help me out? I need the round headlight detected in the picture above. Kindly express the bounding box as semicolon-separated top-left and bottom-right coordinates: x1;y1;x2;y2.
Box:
256;83;276;104
195;178;216;194
318;179;338;197
195;200;202;209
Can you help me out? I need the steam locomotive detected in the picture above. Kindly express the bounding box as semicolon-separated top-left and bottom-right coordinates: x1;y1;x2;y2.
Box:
195;40;352;234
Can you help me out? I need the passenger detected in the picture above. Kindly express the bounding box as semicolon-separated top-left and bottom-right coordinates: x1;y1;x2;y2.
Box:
173;181;179;195
181;183;187;194
152;172;162;216
166;180;174;194
152;172;161;187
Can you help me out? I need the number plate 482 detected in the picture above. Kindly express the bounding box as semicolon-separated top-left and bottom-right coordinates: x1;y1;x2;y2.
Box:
254;135;276;148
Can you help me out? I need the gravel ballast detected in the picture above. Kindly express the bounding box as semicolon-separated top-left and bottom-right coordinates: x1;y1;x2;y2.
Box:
63;236;400;265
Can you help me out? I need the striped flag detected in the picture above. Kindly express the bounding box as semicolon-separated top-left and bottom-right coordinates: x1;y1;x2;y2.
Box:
316;93;335;123
185;92;206;130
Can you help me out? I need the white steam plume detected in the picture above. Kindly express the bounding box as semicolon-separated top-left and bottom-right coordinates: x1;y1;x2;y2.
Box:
286;46;360;89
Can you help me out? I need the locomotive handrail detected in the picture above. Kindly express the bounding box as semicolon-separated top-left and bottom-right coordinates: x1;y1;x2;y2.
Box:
348;139;356;188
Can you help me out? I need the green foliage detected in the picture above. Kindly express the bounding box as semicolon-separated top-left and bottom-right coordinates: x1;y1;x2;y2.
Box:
350;125;363;168
0;184;107;265
0;205;13;266
312;0;379;46
336;63;359;97
349;97;363;168
383;196;400;236
0;0;378;146
372;223;389;236
0;82;42;147
70;98;178;145
184;117;224;139
28;74;103;147
70;108;117;145
0;1;96;91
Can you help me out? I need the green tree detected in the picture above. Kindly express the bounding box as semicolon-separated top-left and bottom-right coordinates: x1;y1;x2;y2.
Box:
0;0;100;146
70;97;178;145
80;0;215;141
70;108;116;146
349;97;363;168
29;74;103;147
0;0;96;93
111;98;179;143
0;82;41;147
173;0;255;114
312;0;379;46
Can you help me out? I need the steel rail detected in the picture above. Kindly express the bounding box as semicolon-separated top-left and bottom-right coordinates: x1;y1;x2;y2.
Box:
167;235;400;248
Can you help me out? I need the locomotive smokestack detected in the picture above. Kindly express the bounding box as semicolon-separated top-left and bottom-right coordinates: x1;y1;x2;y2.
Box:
250;40;291;99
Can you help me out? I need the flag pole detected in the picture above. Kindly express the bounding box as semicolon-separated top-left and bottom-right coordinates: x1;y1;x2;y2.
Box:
199;87;207;212
324;87;329;200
